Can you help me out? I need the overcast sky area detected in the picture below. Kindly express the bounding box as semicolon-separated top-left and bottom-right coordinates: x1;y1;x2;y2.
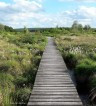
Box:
0;0;96;28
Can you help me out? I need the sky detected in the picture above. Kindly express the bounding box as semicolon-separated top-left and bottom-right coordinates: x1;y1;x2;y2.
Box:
0;0;96;28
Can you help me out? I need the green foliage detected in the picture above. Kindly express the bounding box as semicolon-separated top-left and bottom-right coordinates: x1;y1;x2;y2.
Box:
63;53;78;69
70;20;94;35
23;26;29;34
41;27;70;37
12;87;31;105
0;73;14;89
78;24;83;32
84;25;91;30
0;29;47;105
15;21;95;37
0;61;10;72
0;73;15;106
4;25;14;32
4;60;22;75
23;66;37;87
90;76;96;89
75;59;96;83
89;53;96;61
75;59;95;76
0;23;5;31
55;35;96;104
21;34;35;44
71;21;83;33
0;23;14;32
14;76;28;88
71;21;79;32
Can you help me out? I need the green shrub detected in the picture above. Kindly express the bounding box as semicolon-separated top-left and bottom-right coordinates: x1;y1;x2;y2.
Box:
75;59;96;83
20;34;35;44
0;61;10;72
90;75;96;89
32;56;41;66
63;52;78;69
23;67;37;87
14;76;28;88
12;88;31;105
89;53;96;61
0;73;15;105
3;60;22;75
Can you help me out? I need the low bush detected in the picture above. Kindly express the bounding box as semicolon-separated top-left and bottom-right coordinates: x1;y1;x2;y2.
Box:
90;75;96;89
75;59;96;83
62;52;78;69
89;53;96;61
12;87;31;105
0;73;15;105
14;76;28;88
23;66;37;87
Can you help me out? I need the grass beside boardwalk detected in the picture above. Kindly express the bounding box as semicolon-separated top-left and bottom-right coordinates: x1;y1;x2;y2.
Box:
0;30;47;106
55;36;96;104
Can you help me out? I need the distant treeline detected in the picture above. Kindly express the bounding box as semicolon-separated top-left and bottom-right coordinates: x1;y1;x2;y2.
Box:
0;23;15;32
16;26;96;33
1;21;96;33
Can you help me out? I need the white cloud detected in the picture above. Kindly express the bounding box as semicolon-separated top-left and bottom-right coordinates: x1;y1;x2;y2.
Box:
0;2;9;7
60;6;96;27
59;0;96;2
0;0;96;28
0;0;45;28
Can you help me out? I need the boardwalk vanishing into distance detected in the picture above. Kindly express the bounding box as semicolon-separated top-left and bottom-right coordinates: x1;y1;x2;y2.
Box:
27;37;83;106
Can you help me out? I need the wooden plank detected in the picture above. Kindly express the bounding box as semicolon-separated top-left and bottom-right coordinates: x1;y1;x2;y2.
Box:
37;74;69;77
28;101;82;106
29;99;81;102
32;89;76;92
36;73;68;75
30;95;80;98
27;37;83;106
35;82;73;84
35;78;72;81
34;85;75;87
33;86;76;90
31;91;78;95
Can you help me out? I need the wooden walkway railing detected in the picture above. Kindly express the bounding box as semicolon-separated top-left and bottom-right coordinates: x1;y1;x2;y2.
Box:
27;37;83;106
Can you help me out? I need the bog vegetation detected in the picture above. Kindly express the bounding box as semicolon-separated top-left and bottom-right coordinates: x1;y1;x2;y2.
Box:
0;24;47;105
0;20;96;105
54;21;96;105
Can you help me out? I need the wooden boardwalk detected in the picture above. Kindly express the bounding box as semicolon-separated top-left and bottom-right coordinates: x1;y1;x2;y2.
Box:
27;37;83;106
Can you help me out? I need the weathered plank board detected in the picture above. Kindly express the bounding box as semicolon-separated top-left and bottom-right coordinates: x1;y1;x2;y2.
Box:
27;37;83;106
